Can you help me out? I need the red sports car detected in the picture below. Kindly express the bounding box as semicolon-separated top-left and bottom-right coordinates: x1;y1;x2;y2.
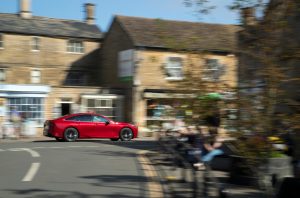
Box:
43;113;138;142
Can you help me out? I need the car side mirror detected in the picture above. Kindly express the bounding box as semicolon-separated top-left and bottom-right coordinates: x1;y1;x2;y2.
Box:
105;121;110;125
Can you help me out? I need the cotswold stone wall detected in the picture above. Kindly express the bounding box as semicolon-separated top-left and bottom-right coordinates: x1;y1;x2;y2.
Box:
0;33;102;136
0;34;100;86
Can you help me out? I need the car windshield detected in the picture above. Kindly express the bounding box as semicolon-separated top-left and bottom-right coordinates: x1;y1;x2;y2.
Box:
93;115;108;123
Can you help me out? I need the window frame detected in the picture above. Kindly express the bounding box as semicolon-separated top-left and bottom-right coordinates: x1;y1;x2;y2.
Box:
0;33;4;49
202;58;222;82
165;56;184;80
7;97;45;126
0;68;6;83
31;69;41;84
83;98;116;119
31;36;40;51
67;40;84;54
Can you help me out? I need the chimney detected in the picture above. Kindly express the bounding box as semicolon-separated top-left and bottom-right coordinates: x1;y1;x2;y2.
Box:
85;3;95;25
242;7;256;26
19;0;32;19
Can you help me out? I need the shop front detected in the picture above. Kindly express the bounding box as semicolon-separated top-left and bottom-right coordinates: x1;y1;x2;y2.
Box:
139;89;236;133
0;84;51;138
142;90;195;130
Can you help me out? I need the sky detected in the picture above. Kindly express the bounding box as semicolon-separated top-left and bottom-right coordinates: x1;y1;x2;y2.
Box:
0;0;240;31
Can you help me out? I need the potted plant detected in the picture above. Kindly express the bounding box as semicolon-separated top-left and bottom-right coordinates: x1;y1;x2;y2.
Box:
228;134;293;190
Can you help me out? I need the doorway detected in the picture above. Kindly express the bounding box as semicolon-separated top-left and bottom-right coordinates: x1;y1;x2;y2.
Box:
61;103;71;116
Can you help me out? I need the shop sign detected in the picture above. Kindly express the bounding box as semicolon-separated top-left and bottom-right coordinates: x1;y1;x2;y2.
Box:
144;92;195;99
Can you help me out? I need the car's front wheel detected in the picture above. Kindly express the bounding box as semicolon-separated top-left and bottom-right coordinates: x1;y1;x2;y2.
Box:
64;128;79;142
119;128;133;141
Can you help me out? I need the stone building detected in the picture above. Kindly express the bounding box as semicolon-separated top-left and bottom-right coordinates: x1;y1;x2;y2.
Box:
0;0;123;135
0;0;242;136
100;15;240;130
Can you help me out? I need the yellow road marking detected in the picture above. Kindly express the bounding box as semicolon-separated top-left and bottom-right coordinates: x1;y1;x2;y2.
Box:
138;151;164;198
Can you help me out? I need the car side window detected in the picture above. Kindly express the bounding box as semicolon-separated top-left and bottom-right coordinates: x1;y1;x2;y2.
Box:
65;116;78;121
66;115;92;122
93;115;108;123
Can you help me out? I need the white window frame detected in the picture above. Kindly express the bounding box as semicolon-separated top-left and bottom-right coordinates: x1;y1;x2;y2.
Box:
0;33;4;49
31;36;40;51
31;69;41;84
0;68;6;82
81;95;123;121
67;40;84;53
165;56;184;80
7;97;45;126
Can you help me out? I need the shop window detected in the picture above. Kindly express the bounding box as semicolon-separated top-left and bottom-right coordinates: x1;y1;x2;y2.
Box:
67;40;84;53
165;57;183;80
31;69;41;84
83;98;117;119
31;36;40;51
146;99;176;120
7;98;45;125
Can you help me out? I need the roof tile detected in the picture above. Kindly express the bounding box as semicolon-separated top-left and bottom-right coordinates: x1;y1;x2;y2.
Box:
0;13;102;39
116;15;241;52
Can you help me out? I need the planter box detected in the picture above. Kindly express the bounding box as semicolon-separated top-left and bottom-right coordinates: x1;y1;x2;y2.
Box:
229;155;293;189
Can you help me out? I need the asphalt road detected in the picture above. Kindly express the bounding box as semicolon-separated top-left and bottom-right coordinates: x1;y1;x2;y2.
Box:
0;138;158;198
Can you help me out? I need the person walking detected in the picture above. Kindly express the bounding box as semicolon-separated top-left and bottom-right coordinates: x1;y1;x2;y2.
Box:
10;106;21;139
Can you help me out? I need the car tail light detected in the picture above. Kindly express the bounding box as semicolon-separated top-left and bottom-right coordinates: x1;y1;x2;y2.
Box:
44;120;54;132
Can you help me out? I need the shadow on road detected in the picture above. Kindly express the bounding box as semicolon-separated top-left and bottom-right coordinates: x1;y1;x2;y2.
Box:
33;138;159;152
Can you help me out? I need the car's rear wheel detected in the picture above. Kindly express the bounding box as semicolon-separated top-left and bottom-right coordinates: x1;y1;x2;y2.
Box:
55;137;64;142
64;128;79;142
110;138;119;141
119;128;133;141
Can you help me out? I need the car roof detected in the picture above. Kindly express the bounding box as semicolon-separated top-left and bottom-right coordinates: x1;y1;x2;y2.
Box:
55;113;107;120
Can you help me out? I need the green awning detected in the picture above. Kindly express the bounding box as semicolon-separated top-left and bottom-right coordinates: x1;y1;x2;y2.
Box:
198;93;223;100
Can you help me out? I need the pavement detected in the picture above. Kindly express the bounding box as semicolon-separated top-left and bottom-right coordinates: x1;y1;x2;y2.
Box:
143;150;266;198
140;135;269;198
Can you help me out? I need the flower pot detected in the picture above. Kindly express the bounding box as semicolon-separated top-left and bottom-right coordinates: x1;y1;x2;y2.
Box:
229;155;293;189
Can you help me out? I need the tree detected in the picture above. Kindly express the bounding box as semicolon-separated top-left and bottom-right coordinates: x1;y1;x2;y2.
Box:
182;0;300;189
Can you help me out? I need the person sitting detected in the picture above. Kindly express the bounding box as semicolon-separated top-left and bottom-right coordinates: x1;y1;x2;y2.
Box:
194;126;224;170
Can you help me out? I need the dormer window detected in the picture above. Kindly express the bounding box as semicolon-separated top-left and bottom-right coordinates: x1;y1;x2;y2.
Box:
67;40;84;53
31;36;40;51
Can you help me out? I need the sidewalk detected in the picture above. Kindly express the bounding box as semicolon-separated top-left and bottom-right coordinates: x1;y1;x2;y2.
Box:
143;146;266;198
